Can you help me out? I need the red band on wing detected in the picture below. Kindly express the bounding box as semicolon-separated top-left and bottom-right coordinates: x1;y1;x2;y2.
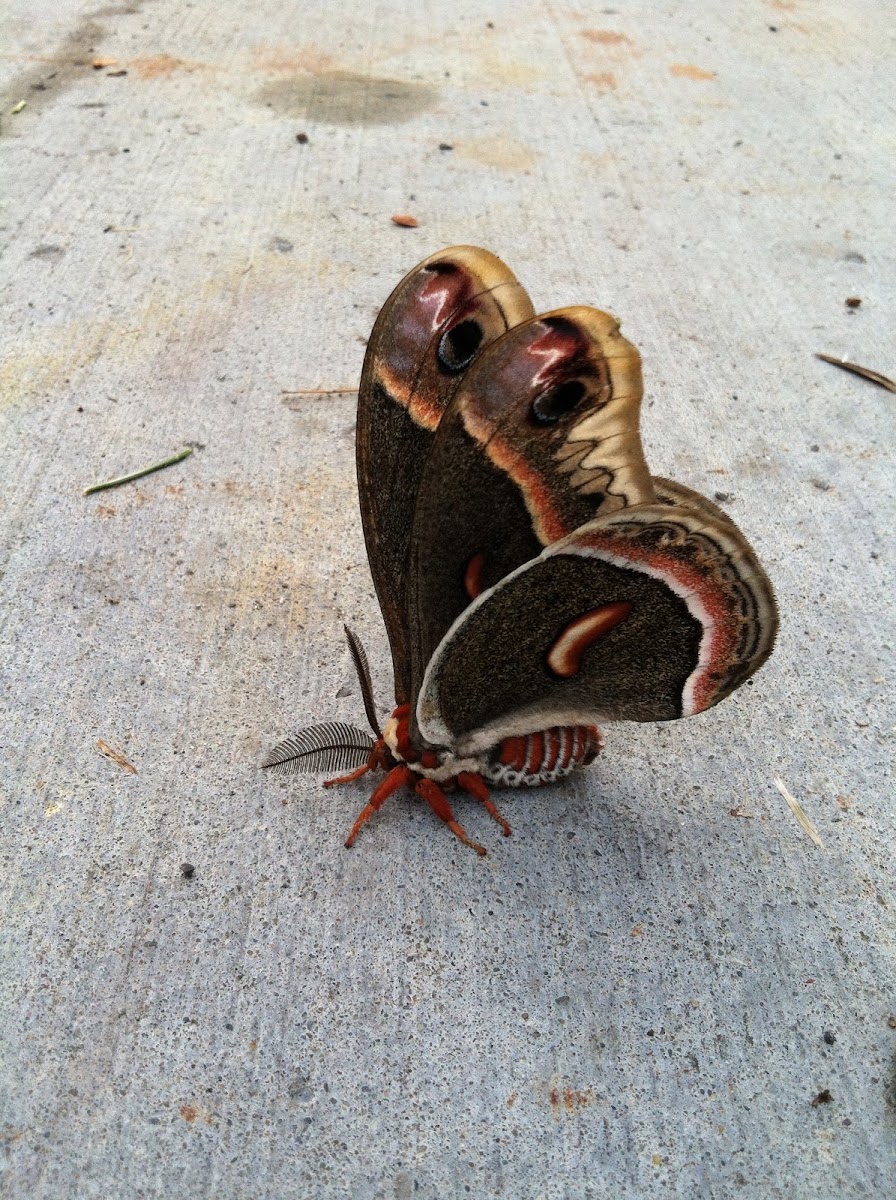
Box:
376;361;441;430
573;533;738;714
464;552;485;600
546;602;633;679
483;434;570;546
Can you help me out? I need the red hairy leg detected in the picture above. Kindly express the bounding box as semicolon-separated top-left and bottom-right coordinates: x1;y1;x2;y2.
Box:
344;764;414;848
415;777;487;856
456;771;512;837
323;739;389;788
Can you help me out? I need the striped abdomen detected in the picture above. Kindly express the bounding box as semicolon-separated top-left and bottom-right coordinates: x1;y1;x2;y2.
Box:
483;726;602;788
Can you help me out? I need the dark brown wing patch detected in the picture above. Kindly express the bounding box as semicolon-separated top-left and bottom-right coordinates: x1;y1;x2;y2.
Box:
356;246;534;702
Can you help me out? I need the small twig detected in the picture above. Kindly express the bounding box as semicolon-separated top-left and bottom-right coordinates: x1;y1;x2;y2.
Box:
97;740;137;774
774;777;825;849
280;388;356;395
815;354;896;393
83;447;192;495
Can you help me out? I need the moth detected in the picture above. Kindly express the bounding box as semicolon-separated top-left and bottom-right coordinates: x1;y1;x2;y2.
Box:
264;247;778;854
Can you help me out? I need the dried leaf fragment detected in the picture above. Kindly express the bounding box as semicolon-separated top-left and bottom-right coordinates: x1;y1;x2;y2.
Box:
97;740;137;774
816;353;896;393
774;777;825;849
391;214;419;228
670;63;716;81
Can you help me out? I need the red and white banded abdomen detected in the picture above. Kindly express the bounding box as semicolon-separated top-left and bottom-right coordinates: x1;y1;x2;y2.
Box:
483;725;602;788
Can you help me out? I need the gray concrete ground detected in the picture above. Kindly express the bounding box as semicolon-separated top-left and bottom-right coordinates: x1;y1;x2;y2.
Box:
1;2;894;1197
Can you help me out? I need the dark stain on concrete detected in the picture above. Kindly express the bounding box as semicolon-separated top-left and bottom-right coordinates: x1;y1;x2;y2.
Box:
256;70;438;126
29;244;65;260
0;3;151;128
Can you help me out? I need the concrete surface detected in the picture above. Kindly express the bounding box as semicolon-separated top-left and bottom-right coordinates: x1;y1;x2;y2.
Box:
1;2;894;1197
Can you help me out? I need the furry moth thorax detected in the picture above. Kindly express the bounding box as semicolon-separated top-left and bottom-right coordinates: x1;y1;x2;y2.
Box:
262;247;778;855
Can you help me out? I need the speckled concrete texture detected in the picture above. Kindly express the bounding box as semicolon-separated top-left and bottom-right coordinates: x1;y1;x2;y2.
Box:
1;2;894;1197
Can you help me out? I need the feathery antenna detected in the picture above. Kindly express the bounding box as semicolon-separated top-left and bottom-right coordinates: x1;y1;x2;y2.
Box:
261;722;376;775
343;625;382;738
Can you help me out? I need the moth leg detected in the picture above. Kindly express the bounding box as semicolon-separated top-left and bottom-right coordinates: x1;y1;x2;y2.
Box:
456;771;512;838
415;777;487;857
344;764;414;849
324;740;387;789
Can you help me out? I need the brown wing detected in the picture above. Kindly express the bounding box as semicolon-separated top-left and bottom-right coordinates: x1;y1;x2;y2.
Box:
356;246;534;703
415;501;778;758
651;475;740;529
406;307;656;708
